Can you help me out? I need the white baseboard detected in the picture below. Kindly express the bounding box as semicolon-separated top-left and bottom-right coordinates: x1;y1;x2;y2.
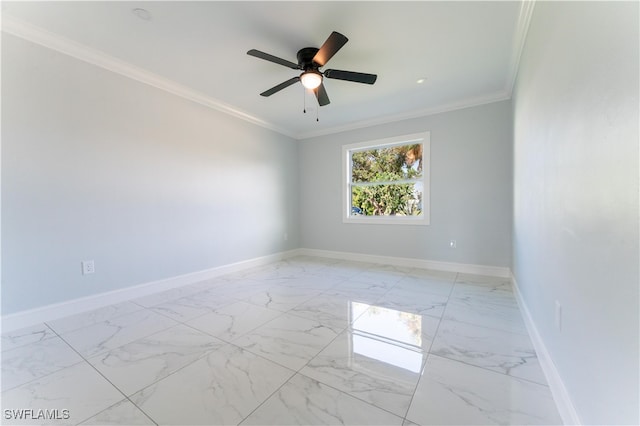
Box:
511;273;582;425
3;247;578;424
298;248;512;278
1;248;509;332
1;250;300;333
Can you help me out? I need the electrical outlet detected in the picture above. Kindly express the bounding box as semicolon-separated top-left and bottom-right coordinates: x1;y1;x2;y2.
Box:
449;240;457;249
82;260;95;275
555;300;562;331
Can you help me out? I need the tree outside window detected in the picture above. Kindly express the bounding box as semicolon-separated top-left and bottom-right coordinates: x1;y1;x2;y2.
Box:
343;132;430;225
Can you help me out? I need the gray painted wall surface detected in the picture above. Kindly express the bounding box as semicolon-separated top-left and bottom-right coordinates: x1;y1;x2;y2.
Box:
2;35;299;314
512;2;639;424
299;101;513;267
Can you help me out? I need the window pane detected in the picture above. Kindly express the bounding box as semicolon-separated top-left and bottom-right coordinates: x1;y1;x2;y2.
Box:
351;143;423;183
351;183;423;216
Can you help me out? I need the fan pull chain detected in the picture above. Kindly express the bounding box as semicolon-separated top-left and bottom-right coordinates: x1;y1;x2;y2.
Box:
301;88;319;121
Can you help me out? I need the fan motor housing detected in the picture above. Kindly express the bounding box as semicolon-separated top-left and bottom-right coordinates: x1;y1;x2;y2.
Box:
297;47;320;70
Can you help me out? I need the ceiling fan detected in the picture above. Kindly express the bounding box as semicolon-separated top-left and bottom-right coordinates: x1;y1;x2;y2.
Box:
247;31;377;107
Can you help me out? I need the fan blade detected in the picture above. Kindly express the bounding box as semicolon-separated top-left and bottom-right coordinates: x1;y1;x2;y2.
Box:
312;31;348;67
247;49;299;69
260;77;300;97
324;69;377;84
313;83;330;106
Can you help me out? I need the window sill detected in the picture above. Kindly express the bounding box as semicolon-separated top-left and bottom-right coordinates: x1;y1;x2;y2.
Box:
343;216;430;226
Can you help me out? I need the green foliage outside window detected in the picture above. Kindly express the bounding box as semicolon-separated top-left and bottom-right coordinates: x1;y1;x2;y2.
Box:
350;143;423;216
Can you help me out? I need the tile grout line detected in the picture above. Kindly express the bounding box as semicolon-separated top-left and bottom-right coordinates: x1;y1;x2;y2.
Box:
234;249;352;424
0;323;85;393
424;353;553;388
236;266;395;422
272;269;412;423
4;257;553;425
425;273;549;387
44;301;147;337
41;323;159;426
236;273;409;425
401;271;459;422
159;274;351;424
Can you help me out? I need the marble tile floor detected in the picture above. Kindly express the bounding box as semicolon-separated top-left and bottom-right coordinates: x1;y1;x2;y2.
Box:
1;256;563;425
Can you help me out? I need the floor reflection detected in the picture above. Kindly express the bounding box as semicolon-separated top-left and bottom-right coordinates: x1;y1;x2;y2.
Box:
350;302;424;373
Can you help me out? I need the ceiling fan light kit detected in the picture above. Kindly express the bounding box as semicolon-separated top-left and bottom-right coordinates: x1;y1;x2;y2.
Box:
300;71;322;90
247;31;377;108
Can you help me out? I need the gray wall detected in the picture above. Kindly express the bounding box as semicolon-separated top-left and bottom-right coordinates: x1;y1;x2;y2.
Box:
512;2;639;424
299;101;513;267
2;34;299;314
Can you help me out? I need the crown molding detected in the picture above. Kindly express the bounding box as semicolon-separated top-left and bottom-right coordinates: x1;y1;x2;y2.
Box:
3;4;534;142
505;0;536;95
295;90;511;140
1;15;297;139
295;0;535;141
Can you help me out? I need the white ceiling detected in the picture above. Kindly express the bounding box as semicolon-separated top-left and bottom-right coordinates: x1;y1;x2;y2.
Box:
2;1;533;139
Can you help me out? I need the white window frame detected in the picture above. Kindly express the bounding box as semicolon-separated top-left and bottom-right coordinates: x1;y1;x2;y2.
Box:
342;131;430;225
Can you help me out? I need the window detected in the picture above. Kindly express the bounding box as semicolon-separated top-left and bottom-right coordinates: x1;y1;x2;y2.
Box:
343;132;430;225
